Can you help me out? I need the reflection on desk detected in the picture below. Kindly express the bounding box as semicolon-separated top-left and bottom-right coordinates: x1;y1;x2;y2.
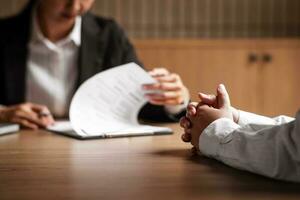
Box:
0;123;299;200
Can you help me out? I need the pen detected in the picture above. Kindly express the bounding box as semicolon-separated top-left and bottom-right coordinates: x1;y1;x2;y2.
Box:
38;111;51;118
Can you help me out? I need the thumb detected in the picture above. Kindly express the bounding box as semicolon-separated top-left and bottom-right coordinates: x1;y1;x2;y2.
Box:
217;84;230;109
198;93;216;106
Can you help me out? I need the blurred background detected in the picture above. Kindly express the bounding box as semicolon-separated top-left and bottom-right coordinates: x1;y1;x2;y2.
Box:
1;0;300;38
1;0;300;116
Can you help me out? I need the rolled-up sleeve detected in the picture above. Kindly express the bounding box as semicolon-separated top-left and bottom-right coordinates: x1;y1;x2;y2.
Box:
199;111;300;182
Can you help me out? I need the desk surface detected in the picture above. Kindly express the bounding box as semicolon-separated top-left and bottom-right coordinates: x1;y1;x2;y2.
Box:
0;123;299;200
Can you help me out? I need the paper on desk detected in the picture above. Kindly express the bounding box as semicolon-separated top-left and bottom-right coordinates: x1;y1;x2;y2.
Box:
50;62;172;137
47;121;73;133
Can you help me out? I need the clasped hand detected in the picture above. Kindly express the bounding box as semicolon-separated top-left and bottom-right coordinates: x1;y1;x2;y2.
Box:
180;84;239;151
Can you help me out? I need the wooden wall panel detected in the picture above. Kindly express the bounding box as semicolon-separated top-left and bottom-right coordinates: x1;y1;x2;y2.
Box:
134;39;300;116
0;0;299;38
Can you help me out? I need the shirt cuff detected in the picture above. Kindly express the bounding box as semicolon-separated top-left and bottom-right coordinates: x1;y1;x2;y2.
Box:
199;118;240;158
164;100;188;115
238;110;276;126
164;88;190;115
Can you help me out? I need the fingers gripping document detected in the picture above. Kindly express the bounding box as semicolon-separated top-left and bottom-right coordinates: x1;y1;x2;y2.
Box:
48;63;172;139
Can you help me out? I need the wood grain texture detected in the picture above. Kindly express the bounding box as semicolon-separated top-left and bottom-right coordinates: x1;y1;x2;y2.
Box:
0;0;300;38
0;125;300;200
259;47;300;116
134;39;300;117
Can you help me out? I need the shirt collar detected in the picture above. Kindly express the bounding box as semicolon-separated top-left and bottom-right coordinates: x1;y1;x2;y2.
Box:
31;9;82;47
68;16;82;46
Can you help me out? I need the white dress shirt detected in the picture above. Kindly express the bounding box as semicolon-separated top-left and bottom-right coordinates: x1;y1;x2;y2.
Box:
26;14;81;117
199;110;300;182
25;12;187;118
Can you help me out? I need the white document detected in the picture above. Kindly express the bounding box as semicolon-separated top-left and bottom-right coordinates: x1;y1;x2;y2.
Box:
0;123;20;136
48;63;172;138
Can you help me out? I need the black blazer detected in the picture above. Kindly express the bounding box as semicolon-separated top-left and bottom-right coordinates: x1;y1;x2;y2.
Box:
0;3;184;122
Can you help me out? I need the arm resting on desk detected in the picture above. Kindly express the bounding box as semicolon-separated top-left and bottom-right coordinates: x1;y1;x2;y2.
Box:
199;110;300;182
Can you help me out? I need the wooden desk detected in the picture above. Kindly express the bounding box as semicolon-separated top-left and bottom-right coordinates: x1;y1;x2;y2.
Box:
0;124;299;200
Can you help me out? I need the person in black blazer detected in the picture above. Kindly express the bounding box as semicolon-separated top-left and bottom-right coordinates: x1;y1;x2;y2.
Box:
0;0;189;129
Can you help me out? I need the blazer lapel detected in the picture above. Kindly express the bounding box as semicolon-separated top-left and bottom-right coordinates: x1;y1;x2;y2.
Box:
78;13;107;86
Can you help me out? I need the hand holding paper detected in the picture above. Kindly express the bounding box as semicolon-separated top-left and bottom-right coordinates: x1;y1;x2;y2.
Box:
144;68;189;106
48;63;172;138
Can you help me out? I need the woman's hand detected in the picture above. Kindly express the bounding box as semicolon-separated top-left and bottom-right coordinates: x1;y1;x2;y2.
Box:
143;68;189;106
0;103;55;129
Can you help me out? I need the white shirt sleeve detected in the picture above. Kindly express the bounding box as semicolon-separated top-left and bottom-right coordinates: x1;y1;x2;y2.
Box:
164;87;190;115
237;110;295;126
164;99;189;115
199;110;300;182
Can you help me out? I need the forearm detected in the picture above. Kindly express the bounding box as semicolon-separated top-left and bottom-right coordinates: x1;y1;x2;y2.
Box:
232;108;294;126
199;115;300;182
